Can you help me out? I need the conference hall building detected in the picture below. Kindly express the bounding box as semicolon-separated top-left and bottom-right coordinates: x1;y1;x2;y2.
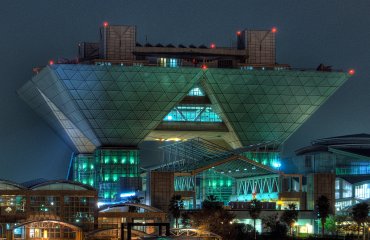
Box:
15;23;352;236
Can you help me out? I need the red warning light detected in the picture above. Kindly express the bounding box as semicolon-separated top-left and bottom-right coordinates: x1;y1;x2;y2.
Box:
210;43;216;49
103;21;109;28
237;31;241;36
201;64;208;70
49;60;54;65
348;69;355;75
271;27;277;33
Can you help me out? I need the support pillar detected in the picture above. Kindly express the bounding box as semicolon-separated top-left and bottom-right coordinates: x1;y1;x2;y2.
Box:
6;230;12;240
75;231;83;240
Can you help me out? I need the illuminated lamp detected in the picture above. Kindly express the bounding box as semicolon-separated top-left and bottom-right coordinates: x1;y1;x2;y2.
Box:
272;162;281;168
49;60;54;65
120;192;136;198
103;21;109;28
201;64;208;70
237;31;241;36
271;27;277;33
348;69;355;75
210;43;216;49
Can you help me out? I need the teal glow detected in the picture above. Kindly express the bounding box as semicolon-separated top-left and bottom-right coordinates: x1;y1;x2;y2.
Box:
113;157;118;164
227;180;232;187
164;105;222;122
121;156;127;164
242;152;281;168
113;174;118;182
188;87;205;96
104;156;110;164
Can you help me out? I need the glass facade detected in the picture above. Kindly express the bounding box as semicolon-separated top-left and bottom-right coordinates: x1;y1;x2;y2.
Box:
73;154;97;188
242;151;281;169
335;178;352;199
197;170;234;204
0;195;26;213
73;148;140;202
163;87;222;123
336;165;370;175
164;105;222;122
355;183;370;200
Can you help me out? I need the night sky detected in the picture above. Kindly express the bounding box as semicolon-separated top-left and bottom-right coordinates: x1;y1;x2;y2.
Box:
1;0;369;182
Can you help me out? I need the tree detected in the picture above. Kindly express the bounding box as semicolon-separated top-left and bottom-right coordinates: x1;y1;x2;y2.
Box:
168;195;184;228
324;215;337;235
262;213;279;233
262;213;288;237
187;196;237;240
316;195;331;236
180;212;191;228
248;199;262;240
202;195;223;210
281;203;298;235
352;202;369;240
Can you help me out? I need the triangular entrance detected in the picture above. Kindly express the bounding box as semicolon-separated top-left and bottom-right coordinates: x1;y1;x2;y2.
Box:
163;86;223;123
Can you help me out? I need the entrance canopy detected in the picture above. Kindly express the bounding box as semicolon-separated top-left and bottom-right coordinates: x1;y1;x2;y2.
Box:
156;138;280;178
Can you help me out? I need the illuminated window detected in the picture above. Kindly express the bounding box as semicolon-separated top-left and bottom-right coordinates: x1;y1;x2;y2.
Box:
188;87;205;96
163;105;222;122
355;183;370;199
158;58;179;67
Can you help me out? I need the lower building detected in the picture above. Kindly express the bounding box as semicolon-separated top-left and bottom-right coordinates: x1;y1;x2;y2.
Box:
295;134;370;214
72;148;142;203
0;180;97;240
0;179;169;240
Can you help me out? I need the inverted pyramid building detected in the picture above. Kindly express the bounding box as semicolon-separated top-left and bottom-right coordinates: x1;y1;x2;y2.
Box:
18;64;349;153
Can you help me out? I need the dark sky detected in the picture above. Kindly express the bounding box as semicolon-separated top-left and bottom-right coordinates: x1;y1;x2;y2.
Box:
1;0;370;182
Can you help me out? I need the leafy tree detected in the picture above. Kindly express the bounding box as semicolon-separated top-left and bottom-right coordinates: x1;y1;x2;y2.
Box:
180;212;191;228
168;195;184;228
352;202;369;240
201;195;223;212
187;197;237;239
324;215;337;235
316;195;331;236
281;203;298;235
206;195;218;201
262;213;288;237
248;199;262;240
262;213;279;233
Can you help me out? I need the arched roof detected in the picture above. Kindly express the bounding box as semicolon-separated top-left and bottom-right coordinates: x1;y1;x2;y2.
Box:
99;202;163;213
0;179;27;190
29;180;95;191
11;219;82;231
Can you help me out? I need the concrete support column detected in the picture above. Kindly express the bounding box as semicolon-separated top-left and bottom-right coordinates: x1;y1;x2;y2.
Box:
6;230;12;240
75;231;82;240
